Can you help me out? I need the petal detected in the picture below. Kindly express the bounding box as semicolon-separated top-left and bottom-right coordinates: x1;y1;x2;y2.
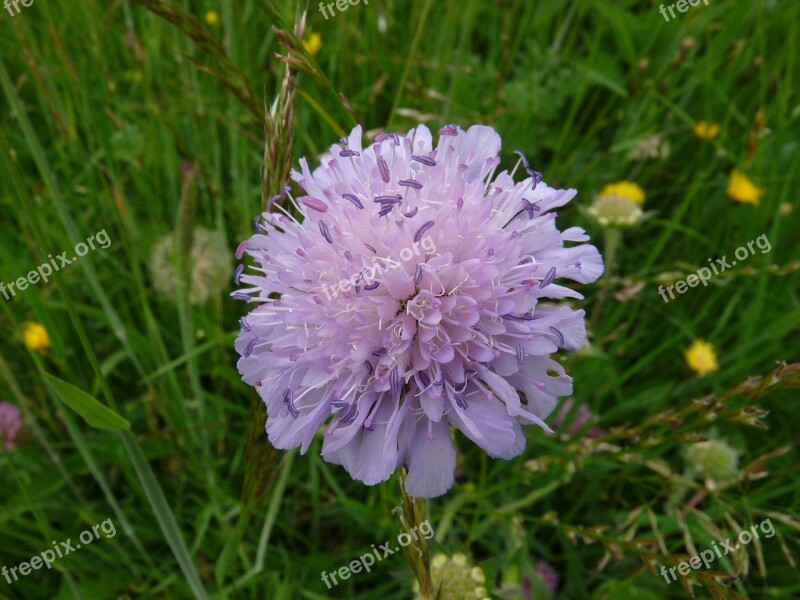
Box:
447;396;527;459
404;418;456;498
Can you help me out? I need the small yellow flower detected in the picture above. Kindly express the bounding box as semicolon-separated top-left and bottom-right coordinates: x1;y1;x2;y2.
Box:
693;121;720;139
599;181;645;204
204;10;219;26
727;170;763;206
303;32;322;57
23;322;50;353
685;339;718;377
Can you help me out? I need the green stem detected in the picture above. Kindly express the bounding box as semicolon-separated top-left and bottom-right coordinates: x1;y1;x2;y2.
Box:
398;468;435;599
591;227;621;331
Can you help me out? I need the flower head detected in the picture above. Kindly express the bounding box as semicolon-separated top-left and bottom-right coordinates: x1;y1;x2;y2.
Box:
302;32;322;56
233;124;603;497
0;402;22;452
534;560;559;594
627;134;670;161
548;398;605;439
587;194;644;227
23;321;50;353
416;553;489;600
684;339;719;377
727;170;763;206
599;180;645;204
204;10;219;26
685;439;739;482
150;227;232;305
693;121;720;139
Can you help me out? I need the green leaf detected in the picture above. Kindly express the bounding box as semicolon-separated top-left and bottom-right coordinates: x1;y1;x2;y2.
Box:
42;373;130;431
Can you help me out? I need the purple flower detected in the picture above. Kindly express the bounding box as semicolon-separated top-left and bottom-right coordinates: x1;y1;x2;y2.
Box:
233;124;603;497
0;402;22;452
535;560;559;594
548;398;606;439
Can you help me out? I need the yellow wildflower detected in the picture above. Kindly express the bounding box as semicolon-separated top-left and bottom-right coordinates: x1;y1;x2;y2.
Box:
727;170;763;206
693;121;720;139
599;181;645;204
684;339;718;377
23;321;50;353
204;10;219;26
303;32;322;57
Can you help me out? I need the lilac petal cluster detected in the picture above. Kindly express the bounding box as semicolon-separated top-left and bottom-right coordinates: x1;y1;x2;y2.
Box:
233;124;603;497
0;401;22;452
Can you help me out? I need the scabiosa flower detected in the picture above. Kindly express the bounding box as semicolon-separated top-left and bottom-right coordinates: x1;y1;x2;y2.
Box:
0;402;22;452
626;133;670;161
685;438;739;482
233;124;603;497
548;398;606;439
587;194;644;228
150;227;233;305
416;553;489;600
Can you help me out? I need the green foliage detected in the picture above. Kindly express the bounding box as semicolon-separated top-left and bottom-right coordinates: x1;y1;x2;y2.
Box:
1;0;799;599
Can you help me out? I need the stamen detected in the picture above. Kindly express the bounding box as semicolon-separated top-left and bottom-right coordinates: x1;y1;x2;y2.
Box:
319;220;333;244
403;207;419;218
411;155;436;167
414;220;435;242
234;264;244;285
232;291;251;302
283;388;299;418
549;326;565;346
364;282;380;291
454;393;468;409
378;205;394;217
239;317;250;332
364;243;377;254
418;371;431;387
539;267;557;288
414;264;423;284
390;368;400;395
244;337;258;358
339;149;360;157
522;198;541;219
372;347;387;357
438;124;458;136
378;157;390;183
374;194;403;203
301;196;328;213
235;240;249;260
516;344;525;365
398;178;423;189
364;360;373;375
342;193;364;209
340;402;358;423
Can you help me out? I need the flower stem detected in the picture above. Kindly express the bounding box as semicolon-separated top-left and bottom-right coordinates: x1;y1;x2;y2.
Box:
591;227;621;331
398;468;435;599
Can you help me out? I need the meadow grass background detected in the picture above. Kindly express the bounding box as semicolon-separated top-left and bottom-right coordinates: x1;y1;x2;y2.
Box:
1;0;799;598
